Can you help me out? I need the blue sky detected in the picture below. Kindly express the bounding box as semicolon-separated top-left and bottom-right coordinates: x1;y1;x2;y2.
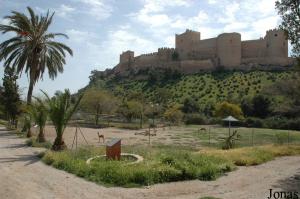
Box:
0;0;283;98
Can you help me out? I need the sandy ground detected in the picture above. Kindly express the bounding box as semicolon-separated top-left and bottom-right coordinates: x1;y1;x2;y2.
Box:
0;126;300;199
40;125;202;148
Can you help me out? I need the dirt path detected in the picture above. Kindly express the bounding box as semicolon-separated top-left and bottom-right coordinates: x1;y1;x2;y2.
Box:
0;127;299;199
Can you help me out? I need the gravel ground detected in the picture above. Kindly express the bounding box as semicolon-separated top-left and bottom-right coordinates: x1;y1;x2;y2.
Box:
0;126;299;199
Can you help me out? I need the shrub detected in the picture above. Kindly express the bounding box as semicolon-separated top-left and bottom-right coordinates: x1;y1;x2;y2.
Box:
184;113;207;125
26;137;52;149
215;101;244;119
243;117;264;128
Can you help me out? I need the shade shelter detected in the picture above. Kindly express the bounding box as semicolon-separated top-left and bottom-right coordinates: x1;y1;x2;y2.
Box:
222;116;239;136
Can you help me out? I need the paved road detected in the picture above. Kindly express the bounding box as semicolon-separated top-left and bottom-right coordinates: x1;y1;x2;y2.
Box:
0;126;299;199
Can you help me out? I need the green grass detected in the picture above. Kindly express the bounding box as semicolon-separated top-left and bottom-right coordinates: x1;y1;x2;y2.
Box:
42;146;234;187
41;143;300;187
0;119;7;126
26;137;52;149
202;145;300;166
185;126;300;149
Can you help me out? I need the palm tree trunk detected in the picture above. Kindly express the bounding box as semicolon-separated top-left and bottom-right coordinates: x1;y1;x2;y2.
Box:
36;127;46;142
27;78;34;104
52;134;67;151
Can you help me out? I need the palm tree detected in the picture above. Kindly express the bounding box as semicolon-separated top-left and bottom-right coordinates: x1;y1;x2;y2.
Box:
0;7;73;104
43;89;82;150
28;98;48;142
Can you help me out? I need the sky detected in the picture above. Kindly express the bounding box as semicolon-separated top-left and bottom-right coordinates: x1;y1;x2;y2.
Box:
0;0;284;98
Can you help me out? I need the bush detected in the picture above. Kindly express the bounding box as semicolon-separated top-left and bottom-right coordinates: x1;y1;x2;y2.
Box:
244;117;264;128
263;117;300;130
26;137;52;149
215;101;244;120
184;113;207;125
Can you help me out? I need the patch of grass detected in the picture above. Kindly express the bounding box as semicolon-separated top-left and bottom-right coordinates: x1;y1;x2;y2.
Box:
26;137;52;149
0;119;8;126
41;146;234;187
201;145;300;166
189;126;300;148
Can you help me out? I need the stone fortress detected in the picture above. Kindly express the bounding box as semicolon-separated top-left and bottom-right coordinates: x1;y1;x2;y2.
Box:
113;29;295;75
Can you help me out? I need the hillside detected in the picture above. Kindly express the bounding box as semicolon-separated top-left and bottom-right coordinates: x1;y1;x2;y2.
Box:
85;69;294;107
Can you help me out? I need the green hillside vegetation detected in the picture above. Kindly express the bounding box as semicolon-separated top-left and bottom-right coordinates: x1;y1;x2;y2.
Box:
78;69;300;131
88;70;294;106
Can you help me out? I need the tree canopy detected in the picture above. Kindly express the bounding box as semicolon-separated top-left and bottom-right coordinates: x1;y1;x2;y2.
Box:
0;7;73;104
276;0;300;59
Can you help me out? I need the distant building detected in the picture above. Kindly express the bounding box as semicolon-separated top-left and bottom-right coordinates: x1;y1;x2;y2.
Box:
113;29;295;75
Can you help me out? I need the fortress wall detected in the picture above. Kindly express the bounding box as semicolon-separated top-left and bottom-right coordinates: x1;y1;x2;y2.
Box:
114;62;130;74
193;38;217;59
134;53;158;68
176;30;201;60
265;29;288;58
241;39;266;58
180;60;214;74
120;51;134;63
241;57;290;66
217;33;241;68
158;47;175;62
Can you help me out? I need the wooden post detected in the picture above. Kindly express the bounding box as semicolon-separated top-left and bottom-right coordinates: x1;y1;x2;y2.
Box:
229;121;231;137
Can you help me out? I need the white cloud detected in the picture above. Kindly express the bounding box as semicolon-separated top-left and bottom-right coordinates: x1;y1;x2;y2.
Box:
218;1;240;24
77;0;113;20
66;29;97;43
130;0;193;28
251;15;280;36
35;5;75;20
207;0;217;4
139;0;191;13
0;18;10;25
171;11;209;29
56;4;75;18
104;29;157;56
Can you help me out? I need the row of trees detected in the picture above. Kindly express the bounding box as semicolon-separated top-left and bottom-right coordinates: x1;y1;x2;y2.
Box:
0;7;78;150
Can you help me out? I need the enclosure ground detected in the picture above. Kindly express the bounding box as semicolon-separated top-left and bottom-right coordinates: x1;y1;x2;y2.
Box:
37;125;300;149
0;126;299;199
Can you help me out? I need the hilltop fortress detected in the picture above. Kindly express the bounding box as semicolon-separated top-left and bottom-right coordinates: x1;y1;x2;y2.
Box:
113;29;295;75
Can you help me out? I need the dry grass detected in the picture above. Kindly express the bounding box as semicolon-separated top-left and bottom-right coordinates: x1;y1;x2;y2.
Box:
200;145;300;166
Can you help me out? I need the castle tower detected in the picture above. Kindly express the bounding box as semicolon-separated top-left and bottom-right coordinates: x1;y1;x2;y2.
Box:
265;29;288;58
175;29;200;60
120;50;134;63
217;33;241;68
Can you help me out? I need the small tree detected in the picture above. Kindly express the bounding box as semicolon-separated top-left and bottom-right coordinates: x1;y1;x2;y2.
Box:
182;97;200;113
118;100;142;122
80;89;116;125
215;101;244;119
28;98;48;142
1;67;21;128
164;104;183;125
252;95;271;118
43;89;83;150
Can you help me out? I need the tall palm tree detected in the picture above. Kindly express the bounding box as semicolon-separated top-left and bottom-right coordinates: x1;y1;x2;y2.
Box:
43;89;82;150
0;7;73;104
